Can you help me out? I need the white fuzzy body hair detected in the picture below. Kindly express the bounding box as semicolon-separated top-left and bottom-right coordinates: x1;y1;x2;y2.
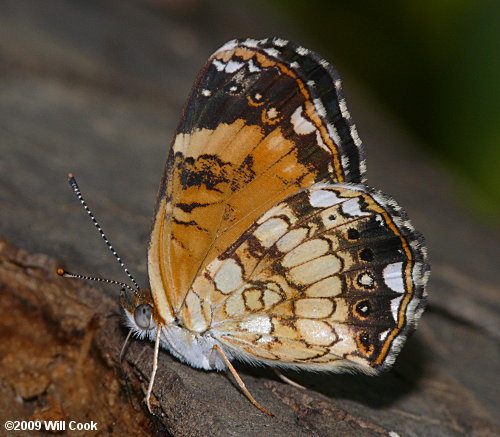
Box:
123;309;230;371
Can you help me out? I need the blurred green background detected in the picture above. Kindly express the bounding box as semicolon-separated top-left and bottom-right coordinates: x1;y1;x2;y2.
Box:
262;0;499;222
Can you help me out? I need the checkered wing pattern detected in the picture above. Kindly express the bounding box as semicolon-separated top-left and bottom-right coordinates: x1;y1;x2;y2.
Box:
183;183;428;372
148;38;366;321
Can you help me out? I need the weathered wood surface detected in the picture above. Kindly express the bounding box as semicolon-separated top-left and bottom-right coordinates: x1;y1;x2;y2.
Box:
0;1;498;436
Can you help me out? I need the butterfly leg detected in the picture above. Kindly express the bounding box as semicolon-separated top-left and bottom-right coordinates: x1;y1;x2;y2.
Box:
120;329;133;362
118;329;136;404
145;325;162;414
211;344;274;416
273;369;306;390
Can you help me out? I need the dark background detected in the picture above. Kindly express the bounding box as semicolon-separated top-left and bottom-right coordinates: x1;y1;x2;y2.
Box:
267;0;500;222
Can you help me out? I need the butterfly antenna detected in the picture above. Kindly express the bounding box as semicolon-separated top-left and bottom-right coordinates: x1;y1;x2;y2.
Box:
56;268;136;294
66;173;140;291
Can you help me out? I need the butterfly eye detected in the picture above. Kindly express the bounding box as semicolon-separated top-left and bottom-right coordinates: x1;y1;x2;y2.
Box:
134;304;154;330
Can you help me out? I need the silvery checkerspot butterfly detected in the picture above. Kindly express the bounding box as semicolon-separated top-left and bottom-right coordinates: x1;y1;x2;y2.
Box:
60;38;429;415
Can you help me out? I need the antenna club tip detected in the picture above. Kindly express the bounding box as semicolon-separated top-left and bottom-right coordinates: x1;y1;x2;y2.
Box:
56;268;66;276
67;172;75;179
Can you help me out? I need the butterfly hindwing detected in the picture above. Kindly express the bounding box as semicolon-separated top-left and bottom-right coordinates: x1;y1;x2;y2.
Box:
148;38;366;318
181;183;428;373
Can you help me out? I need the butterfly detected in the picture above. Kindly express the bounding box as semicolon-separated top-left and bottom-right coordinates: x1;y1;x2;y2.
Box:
60;38;429;415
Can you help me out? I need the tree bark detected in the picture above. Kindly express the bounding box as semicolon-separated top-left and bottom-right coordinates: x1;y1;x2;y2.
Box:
0;1;498;436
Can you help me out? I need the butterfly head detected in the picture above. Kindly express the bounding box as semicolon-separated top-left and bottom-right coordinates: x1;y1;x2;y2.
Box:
121;287;159;338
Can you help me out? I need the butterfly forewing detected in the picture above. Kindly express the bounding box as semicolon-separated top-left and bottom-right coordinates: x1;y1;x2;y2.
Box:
184;183;428;373
149;38;366;318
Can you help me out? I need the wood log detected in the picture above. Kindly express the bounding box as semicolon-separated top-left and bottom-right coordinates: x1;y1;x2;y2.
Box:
0;1;498;435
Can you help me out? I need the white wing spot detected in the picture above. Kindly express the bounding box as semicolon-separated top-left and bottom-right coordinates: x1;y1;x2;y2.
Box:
267;107;279;119
315;131;329;153
243;38;259;48
225;60;244;73
341;197;371;217
240;315;272;335
273;38;288;47
379;329;390;342
341;155;350;172
212;59;226;71
257;335;273;344
216;40;238;53
313;98;327;118
291;106;316;135
390;295;404;323
327;122;342;146
350;125;362;147
248;59;261;72
360;159;367;175
310;189;344;208
264;47;280;57
383;262;406;293
339;98;351;120
201;89;211;97
358;272;374;287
